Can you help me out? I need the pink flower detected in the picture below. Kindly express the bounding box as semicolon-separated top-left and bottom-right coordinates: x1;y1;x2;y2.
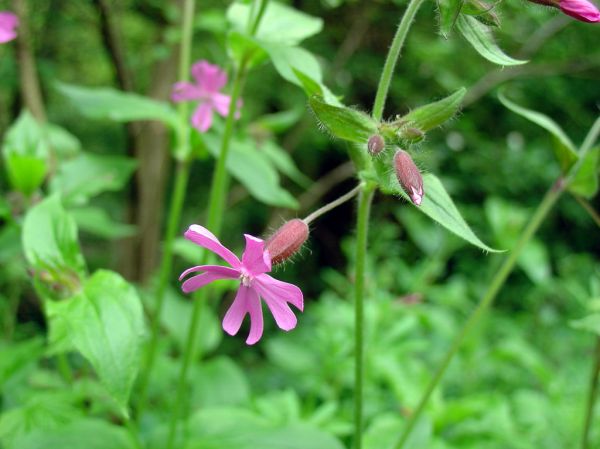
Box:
0;11;19;43
171;60;240;133
179;225;304;345
559;0;600;22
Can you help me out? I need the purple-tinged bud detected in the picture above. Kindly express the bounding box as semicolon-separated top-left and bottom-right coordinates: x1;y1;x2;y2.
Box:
393;149;424;206
367;135;385;155
265;219;309;265
528;0;600;22
399;127;425;143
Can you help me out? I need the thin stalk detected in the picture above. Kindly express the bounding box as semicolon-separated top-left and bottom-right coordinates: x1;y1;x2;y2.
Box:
249;0;268;36
393;181;563;449
353;186;375;449
303;185;361;224
574;196;600;227
582;335;600;448
165;61;248;449
57;353;73;384
371;0;426;122
135;0;196;415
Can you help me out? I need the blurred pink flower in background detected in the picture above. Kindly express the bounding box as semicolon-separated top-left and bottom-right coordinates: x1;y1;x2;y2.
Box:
179;225;304;345
0;11;19;43
559;0;600;22
171;60;241;132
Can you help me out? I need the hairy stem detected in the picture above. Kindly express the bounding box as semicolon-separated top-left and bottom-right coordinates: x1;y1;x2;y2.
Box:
371;0;426;122
135;0;196;416
353;186;375;449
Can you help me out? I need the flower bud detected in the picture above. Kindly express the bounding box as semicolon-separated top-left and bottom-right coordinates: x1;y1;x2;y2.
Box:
393;149;424;206
367;135;385;155
528;0;600;22
399;127;425;143
265;219;309;265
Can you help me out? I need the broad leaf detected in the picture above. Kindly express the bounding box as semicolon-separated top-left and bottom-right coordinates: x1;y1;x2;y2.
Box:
400;88;466;132
568;146;599;198
50;153;137;206
571;314;600;335
56;83;178;128
260;140;312;188
71;207;137;239
46;270;147;414
309;95;378;143
438;0;464;37
261;43;322;88
45;123;81;159
498;91;578;172
457;15;527;66
227;2;323;45
202;132;298;209
12;419;137;449
387;173;498;252
2;111;48;196
192;357;250;408
22;195;86;277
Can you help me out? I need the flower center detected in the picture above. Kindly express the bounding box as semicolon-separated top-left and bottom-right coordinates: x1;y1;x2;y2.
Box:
239;268;253;287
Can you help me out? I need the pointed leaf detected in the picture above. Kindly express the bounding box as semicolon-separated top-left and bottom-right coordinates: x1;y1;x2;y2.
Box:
389;173;499;252
498;91;578;172
569;146;599;198
438;0;464;37
309;95;378;143
46;270;147;414
401;88;466;132
457;15;527;66
56;83;178;128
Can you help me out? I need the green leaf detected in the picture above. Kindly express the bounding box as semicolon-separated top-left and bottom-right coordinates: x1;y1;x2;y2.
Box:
388;174;499;252
45;123;81;159
0;338;44;389
46;270;147;414
457;15;527;66
227;2;323;45
568;146;599;198
2;111;48;196
202;132;298;208
56;83;178;128
12;419;137;449
22;195;86;277
49;153;137;206
400;88;466;132
261;43;322;88
192;357;250;408
570;314;600;335
227;31;268;69
309;95;378;143
498;91;578;172
260;140;312;188
70;207;137;239
438;0;464;38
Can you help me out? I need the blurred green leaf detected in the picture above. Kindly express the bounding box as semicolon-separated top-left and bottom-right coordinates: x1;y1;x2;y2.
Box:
50;153;137;206
2;110;48;196
46;270;147;415
364;414;431;449
22;195;86;277
309;95;377;143
498;91;578;172
391;174;499;252
457;15;527;66
400;88;466;132
192;357;250;408
12;419;136;449
260;140;312;188
571;314;600;335
227;2;323;45
56;83;178;128
45;123;81;159
0;338;44;389
569;146;599;198
70;207;137;239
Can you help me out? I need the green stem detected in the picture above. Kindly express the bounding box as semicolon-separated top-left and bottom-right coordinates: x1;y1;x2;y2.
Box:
249;0;268;36
165;61;248;449
353;185;375;449
582;337;600;449
371;0;426;122
57;353;73;384
135;0;196;415
393;181;564;449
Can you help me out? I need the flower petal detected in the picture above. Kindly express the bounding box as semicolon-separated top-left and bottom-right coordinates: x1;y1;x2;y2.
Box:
245;288;264;345
0;12;19;43
211;92;232;117
179;265;239;281
191;102;214;133
184;225;241;268
191;60;227;93
181;271;234;294
254;282;297;331
241;235;271;275
171;81;202;102
255;274;303;311
222;286;250;337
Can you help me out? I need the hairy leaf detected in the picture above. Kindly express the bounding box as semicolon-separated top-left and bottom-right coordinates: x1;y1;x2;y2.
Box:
309;95;377;143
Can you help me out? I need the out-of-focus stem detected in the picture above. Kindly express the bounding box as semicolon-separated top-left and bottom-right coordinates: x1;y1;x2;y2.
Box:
581;337;600;449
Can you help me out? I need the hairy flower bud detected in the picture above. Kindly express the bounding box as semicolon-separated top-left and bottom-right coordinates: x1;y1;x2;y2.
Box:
399;127;425;143
265;219;309;265
528;0;600;22
393;149;424;206
367;135;385;155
